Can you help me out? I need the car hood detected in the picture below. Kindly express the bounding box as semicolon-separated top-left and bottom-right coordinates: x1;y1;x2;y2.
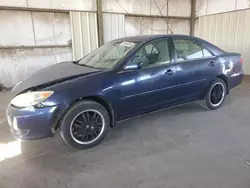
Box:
12;62;101;94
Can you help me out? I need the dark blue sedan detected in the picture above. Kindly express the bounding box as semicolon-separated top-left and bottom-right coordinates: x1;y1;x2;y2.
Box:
7;35;244;149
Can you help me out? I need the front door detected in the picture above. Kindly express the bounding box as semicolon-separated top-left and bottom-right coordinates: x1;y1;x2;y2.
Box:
116;38;177;119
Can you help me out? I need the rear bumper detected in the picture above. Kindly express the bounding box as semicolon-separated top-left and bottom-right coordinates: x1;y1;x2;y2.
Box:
228;71;244;89
6;104;59;140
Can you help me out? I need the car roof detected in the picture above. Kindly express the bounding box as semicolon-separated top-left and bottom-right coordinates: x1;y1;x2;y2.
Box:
113;34;200;42
113;34;225;56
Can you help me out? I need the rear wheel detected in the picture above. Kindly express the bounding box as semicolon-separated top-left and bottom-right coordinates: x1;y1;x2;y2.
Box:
60;100;110;149
205;78;227;110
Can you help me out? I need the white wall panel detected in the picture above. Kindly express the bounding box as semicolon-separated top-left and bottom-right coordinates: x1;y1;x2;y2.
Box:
0;11;71;47
196;0;250;16
102;0;191;17
0;47;72;87
197;10;250;74
125;16;190;36
53;13;71;45
103;13;125;43
32;12;71;46
50;0;96;11
0;10;72;87
167;0;191;17
125;17;141;36
0;11;34;46
169;19;190;35
0;0;96;11
236;0;250;10
207;0;235;15
0;0;27;7
27;0;51;9
196;0;208;16
70;12;98;60
32;12;55;45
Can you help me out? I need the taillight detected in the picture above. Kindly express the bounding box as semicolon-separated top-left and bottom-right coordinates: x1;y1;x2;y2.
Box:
240;57;244;64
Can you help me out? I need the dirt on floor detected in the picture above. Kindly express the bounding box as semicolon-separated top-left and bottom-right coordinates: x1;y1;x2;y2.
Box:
0;79;250;188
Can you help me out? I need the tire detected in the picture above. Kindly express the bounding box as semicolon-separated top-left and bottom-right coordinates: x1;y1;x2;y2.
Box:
205;78;227;110
59;100;110;149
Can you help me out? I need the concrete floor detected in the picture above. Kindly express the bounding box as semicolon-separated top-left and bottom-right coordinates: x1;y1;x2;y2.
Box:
0;80;250;188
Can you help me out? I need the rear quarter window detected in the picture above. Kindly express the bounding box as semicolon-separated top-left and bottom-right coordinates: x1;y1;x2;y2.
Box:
203;48;214;57
199;39;225;56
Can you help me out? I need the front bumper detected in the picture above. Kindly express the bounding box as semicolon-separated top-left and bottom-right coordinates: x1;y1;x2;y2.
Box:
6;104;59;140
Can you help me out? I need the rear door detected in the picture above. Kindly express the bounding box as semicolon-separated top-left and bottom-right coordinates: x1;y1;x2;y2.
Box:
171;37;219;101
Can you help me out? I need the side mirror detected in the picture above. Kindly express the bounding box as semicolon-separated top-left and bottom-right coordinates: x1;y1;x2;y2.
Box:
124;55;143;71
124;63;141;70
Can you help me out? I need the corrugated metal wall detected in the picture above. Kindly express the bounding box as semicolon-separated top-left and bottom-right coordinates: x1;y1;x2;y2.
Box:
70;12;98;60
197;9;250;74
103;13;125;43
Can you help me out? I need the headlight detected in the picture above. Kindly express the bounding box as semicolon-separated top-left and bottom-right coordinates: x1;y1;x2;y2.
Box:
11;91;54;108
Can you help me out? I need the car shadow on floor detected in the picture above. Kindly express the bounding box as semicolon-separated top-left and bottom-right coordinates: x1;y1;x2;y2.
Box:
18;102;206;157
0;96;235;183
2;95;235;164
103;101;208;142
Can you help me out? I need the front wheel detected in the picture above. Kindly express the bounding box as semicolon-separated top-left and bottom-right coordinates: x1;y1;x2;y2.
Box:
60;100;110;149
205;78;227;110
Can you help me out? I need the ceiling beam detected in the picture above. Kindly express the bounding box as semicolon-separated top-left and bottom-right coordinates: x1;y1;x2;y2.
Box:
125;13;191;20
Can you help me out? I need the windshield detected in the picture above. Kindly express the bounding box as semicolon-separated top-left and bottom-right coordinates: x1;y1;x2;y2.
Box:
77;41;137;69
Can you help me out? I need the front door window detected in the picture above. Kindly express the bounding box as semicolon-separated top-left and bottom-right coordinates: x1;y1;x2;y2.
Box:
129;38;171;68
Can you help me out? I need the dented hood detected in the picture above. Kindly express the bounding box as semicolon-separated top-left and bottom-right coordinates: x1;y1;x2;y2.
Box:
12;62;101;94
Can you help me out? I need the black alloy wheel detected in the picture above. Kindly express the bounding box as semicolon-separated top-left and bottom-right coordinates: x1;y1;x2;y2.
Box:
60;100;110;149
205;78;226;110
210;83;225;106
70;110;104;144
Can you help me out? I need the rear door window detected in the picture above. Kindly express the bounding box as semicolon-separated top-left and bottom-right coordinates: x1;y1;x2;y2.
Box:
173;39;203;62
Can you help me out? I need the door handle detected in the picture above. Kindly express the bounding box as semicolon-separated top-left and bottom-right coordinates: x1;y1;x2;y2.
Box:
209;61;215;66
165;69;175;75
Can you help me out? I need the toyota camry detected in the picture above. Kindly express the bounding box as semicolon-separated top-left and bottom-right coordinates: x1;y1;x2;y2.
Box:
7;35;244;149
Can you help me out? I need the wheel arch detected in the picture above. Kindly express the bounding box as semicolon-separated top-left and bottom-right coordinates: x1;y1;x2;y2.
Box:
54;95;116;131
216;74;229;94
202;74;229;99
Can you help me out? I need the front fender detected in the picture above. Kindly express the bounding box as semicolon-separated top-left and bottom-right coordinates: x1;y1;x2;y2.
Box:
42;73;118;129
